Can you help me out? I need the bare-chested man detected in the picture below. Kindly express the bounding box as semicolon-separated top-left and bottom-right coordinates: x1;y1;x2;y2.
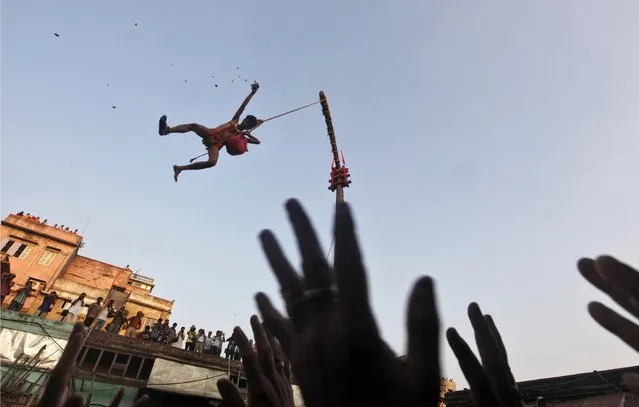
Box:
159;81;263;182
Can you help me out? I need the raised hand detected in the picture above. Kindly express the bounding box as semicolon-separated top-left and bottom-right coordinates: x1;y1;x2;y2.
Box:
256;199;441;407
577;256;639;351
36;323;148;407
251;81;260;93
217;315;294;407
446;303;523;407
577;255;639;391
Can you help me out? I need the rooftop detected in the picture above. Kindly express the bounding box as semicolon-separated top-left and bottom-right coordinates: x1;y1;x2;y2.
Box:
445;365;639;407
3;213;83;247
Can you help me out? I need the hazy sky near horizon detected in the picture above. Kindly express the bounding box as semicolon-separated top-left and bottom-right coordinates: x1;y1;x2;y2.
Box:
2;1;638;385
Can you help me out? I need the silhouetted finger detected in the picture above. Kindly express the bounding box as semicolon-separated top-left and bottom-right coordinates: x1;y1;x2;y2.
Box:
268;333;287;377
259;230;304;302
37;323;86;407
334;202;378;340
285;199;332;290
484;315;519;398
266;331;293;401
251;315;278;386
406;277;440;405
485;315;509;364
61;395;84;407
255;293;296;358
132;394;149;407
622;372;639;396
595;256;639;318
107;388;125;407
468;303;521;407
217;378;246;407
578;258;638;319
234;326;262;388
588;302;639;352
446;328;499;407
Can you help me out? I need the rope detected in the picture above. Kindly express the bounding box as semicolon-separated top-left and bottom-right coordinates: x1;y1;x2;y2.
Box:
326;235;335;262
258;99;322;126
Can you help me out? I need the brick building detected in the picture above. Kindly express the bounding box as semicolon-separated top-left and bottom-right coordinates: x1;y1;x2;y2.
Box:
1;212;173;327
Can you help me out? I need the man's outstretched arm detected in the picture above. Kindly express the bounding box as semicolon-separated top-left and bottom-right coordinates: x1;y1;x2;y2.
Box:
232;81;259;122
242;132;261;145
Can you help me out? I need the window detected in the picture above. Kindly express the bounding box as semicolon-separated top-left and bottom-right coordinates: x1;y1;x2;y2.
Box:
77;346;155;380
38;251;57;266
17;245;33;259
1;239;34;259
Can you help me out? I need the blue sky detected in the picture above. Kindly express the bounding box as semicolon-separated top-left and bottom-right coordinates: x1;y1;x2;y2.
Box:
2;1;638;386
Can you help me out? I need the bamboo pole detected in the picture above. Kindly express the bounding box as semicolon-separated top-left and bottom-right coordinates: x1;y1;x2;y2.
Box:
319;91;345;204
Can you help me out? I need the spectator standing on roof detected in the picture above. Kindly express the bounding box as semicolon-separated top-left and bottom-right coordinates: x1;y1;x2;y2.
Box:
34;291;58;318
125;311;143;337
150;318;163;342
213;331;225;357
63;293;86;323
158;319;170;343
7;281;34;312
94;299;114;331
173;326;185;349
195;329;206;353
204;331;214;354
106;307;127;334
185;326;196;351
84;297;103;327
166;322;178;345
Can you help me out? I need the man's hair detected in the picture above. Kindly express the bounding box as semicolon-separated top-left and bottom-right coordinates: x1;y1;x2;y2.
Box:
241;115;258;130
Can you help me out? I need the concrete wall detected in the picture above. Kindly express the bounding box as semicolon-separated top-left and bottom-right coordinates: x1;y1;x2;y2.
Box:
62;255;132;290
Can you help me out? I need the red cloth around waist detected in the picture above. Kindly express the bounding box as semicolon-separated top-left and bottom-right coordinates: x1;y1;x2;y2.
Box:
225;134;249;156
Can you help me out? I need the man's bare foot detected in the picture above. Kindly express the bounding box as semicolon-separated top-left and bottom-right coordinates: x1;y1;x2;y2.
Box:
159;115;169;136
173;165;181;182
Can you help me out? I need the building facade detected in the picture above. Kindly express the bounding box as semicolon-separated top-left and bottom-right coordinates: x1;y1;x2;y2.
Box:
1;212;173;328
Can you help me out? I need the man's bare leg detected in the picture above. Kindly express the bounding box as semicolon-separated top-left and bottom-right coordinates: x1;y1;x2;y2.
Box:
172;146;220;182
159;116;210;138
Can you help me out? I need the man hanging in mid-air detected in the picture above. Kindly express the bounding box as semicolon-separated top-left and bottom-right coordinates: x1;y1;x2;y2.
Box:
159;81;263;182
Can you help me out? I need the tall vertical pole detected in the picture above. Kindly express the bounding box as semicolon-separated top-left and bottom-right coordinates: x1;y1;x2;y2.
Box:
319;91;349;204
320;91;352;265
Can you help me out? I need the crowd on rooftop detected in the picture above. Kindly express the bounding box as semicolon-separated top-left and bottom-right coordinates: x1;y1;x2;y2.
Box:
2;283;247;360
14;211;78;233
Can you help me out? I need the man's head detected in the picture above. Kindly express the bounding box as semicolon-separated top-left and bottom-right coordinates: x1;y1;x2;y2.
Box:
238;115;258;131
97;297;103;304
172;323;177;328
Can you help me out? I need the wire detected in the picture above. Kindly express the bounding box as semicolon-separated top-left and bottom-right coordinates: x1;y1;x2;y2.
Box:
259;100;322;124
146;371;230;386
326;235;335;262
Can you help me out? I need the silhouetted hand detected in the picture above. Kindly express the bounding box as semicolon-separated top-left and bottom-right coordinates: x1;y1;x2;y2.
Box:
577;255;639;391
251;81;260;93
36;323;148;407
217;315;294;407
255;199;441;407
446;303;523;407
